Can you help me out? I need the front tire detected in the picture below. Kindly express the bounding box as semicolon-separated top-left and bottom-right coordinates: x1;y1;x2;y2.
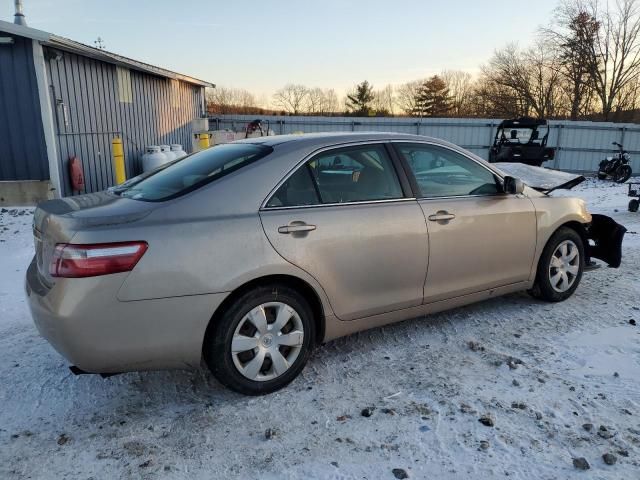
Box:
630;199;640;212
204;284;315;395
529;227;585;302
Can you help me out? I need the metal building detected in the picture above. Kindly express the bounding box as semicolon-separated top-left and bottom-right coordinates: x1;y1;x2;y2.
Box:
0;18;213;202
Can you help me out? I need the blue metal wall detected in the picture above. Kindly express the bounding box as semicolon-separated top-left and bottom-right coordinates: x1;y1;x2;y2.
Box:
210;115;640;174
45;47;203;195
0;35;48;181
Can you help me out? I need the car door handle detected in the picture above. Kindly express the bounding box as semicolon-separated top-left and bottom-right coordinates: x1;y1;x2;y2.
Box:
427;211;456;222
278;223;316;234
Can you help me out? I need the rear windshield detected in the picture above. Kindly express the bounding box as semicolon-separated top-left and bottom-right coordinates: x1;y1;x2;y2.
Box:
112;143;272;202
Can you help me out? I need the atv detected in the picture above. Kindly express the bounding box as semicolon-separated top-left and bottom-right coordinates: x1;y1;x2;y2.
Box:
488;117;555;167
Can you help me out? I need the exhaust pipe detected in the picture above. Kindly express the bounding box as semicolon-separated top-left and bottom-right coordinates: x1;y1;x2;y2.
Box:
14;0;27;26
69;366;121;378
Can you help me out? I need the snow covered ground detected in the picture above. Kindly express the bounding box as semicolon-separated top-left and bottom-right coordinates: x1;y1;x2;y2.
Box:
0;179;639;480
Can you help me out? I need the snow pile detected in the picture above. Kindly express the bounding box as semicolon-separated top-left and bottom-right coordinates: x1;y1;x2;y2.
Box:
0;181;639;479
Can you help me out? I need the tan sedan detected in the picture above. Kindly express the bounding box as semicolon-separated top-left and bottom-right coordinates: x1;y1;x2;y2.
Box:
26;133;625;395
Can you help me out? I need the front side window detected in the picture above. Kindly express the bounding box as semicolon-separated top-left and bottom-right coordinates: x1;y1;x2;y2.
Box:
267;144;403;207
113;143;272;202
396;143;500;198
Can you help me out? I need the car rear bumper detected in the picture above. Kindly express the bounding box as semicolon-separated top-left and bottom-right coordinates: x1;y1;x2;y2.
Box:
25;258;228;373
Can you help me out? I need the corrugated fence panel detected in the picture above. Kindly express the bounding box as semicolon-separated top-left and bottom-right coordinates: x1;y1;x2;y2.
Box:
0;35;48;181
210;115;640;174
44;46;203;195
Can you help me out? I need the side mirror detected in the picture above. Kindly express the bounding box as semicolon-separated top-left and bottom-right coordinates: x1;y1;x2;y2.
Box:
503;176;525;195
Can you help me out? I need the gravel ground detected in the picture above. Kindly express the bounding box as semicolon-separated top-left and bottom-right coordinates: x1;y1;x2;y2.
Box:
0;179;639;479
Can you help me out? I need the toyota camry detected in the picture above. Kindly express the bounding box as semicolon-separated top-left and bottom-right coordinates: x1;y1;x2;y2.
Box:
26;133;626;395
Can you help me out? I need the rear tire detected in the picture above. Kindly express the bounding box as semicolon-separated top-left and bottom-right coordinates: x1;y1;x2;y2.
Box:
204;284;315;395
597;170;607;180
528;227;584;302
613;165;632;183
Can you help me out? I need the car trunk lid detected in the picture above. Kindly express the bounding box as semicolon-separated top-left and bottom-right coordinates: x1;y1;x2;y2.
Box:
33;192;156;285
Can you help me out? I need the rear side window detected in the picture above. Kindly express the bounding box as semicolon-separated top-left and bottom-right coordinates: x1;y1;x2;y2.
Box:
266;144;403;207
116;143;272;201
266;165;319;207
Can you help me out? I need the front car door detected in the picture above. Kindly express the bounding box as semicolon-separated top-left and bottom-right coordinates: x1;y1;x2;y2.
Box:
392;142;537;303
260;142;428;321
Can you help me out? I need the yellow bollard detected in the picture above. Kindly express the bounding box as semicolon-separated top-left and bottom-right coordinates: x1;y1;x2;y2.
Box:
197;133;211;150
112;137;126;185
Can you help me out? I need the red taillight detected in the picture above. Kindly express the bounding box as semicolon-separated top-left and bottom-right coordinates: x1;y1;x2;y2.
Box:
49;242;148;278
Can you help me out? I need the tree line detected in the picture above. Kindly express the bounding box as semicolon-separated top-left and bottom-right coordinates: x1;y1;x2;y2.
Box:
207;0;640;122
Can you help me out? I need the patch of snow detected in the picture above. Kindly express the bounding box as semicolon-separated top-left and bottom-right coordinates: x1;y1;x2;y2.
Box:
562;326;640;379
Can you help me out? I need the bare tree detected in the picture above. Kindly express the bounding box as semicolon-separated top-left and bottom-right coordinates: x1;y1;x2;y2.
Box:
442;70;473;116
483;42;563;118
585;0;640;119
525;41;565;117
469;74;523;118
395;80;423;115
302;88;339;115
305;88;325;114
372;84;395;115
543;1;600;119
319;89;339;114
272;84;309;114
206;86;259;114
616;74;640;112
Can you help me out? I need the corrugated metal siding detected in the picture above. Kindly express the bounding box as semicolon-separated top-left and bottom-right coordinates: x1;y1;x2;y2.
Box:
210;115;640;173
45;46;203;195
0;35;48;181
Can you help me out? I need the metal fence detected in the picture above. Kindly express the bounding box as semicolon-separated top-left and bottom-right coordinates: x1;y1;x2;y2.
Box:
208;115;640;174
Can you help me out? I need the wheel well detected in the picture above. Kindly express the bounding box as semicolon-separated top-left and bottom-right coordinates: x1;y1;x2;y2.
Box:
552;221;590;258
558;221;588;245
202;275;326;355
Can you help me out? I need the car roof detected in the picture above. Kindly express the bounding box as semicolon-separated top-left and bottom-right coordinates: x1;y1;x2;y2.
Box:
497;117;547;129
234;131;448;149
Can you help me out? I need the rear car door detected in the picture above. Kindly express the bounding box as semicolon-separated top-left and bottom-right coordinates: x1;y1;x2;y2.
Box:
260;143;428;321
393;142;537;303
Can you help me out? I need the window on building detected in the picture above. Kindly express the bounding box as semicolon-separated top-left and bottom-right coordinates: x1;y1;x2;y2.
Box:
116;66;133;103
170;79;180;108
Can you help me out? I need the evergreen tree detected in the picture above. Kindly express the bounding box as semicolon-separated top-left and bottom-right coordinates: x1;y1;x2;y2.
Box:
346;81;375;116
413;75;452;117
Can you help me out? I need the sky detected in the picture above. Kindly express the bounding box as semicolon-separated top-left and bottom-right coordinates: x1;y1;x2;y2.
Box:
2;0;560;101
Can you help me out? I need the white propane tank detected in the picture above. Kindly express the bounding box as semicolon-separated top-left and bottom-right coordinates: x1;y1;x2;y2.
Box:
160;144;177;161
142;146;168;172
170;144;187;159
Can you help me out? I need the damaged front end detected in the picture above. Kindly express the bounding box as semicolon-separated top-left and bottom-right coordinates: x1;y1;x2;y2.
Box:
585;214;626;268
495;163;627;268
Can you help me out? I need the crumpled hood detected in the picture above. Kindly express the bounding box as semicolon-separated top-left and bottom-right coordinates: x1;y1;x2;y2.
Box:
496;163;585;193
